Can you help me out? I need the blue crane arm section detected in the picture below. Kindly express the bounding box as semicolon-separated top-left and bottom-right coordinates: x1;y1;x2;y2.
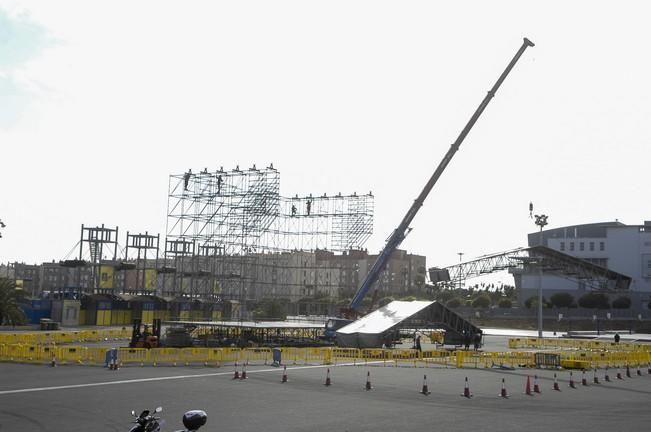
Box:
348;38;535;312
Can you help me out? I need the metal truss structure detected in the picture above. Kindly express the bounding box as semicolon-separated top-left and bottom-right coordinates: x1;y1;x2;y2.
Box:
430;246;631;292
78;224;119;294
123;232;160;295
164;165;374;302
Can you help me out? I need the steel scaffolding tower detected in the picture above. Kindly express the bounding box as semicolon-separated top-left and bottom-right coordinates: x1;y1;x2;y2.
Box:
167;165;280;254
165;165;374;305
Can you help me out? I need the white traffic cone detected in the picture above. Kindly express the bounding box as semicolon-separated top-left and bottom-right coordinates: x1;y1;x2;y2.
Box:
282;366;288;383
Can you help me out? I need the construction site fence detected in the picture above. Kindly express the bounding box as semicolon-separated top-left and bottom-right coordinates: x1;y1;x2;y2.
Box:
3;344;650;369
0;345;455;367
508;337;651;352
0;328;131;345
455;349;651;370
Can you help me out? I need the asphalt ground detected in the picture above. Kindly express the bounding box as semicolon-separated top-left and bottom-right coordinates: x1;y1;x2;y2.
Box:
2;338;651;432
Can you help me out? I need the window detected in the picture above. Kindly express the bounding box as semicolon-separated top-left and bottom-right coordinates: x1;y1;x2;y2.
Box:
590;242;595;251
560;242;565;251
570;242;575;251
580;242;585;251
600;242;605;251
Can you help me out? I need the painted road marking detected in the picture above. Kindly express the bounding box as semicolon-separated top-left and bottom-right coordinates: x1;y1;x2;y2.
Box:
0;361;382;396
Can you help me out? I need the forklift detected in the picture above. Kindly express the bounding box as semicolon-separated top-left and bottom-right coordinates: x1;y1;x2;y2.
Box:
129;318;161;348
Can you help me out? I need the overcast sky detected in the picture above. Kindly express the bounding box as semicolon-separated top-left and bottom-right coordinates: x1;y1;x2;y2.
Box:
1;1;650;276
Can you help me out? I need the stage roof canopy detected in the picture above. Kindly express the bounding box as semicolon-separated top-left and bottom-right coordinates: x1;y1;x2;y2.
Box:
337;301;434;335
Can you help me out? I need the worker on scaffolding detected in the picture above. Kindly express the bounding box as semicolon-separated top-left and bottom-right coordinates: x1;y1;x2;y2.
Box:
291;204;297;217
184;169;192;191
306;199;312;216
217;175;223;194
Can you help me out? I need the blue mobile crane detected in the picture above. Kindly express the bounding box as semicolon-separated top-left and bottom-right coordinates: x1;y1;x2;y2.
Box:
341;38;535;320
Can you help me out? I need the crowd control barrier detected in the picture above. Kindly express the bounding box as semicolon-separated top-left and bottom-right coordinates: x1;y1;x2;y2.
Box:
0;328;131;345
508;337;651;352
2;343;650;370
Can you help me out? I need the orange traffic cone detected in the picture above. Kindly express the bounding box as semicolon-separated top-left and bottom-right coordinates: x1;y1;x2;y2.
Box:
324;368;332;386
282;366;288;383
533;375;541;393
626;364;631;378
605;366;611;382
553;373;561;391
593;369;600;384
461;377;472;398
525;375;533;395
365;371;372;391
581;369;588;386
500;378;508;398
569;371;576;389
420;375;430;395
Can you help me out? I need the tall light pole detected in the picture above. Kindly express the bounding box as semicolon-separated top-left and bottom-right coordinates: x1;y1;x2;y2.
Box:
531;203;548;338
457;252;464;291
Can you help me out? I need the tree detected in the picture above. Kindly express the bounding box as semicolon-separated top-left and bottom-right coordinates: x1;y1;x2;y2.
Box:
578;292;610;309
435;290;455;303
378;296;395;307
446;297;462;308
525;296;550;309
252;298;288;320
0;278;27;326
471;295;491;309
611;296;631;309
550;292;575;308
498;298;512;308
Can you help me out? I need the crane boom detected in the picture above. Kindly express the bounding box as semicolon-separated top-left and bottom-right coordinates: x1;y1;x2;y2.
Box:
348;38;535;312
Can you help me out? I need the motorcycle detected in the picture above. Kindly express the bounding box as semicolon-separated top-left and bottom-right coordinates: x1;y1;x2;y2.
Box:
129;407;163;432
128;407;207;432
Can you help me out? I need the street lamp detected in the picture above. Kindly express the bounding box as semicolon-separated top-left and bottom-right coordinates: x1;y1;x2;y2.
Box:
457;252;464;291
531;203;548;338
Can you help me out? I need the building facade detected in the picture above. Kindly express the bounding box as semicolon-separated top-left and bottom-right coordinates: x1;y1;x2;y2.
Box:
518;220;651;311
6;248;427;307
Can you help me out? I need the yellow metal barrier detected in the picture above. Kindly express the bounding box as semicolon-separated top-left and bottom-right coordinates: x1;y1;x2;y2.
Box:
0;328;131;346
2;342;650;369
455;350;535;369
508;337;651;352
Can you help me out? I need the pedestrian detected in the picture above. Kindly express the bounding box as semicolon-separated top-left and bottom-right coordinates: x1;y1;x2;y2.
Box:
614;333;620;344
183;169;192;190
415;335;422;352
463;330;470;351
473;332;481;351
